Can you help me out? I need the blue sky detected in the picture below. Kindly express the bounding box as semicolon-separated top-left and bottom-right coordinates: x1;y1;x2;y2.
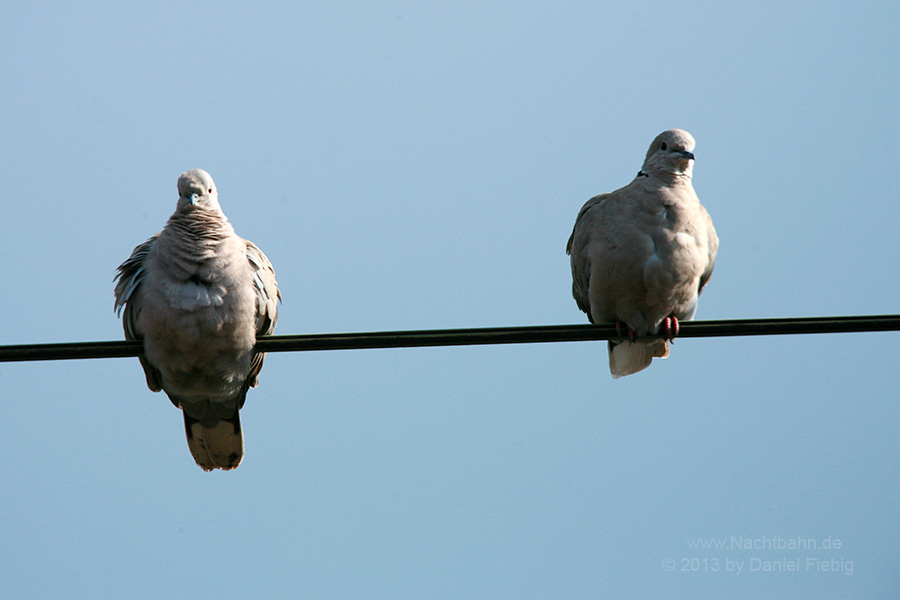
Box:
1;1;899;598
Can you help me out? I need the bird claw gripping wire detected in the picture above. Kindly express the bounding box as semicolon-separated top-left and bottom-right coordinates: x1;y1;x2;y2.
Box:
614;317;678;343
663;316;680;341
615;321;636;342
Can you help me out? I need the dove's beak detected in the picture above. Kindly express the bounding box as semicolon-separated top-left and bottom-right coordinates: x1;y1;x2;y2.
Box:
189;193;199;206
680;151;695;160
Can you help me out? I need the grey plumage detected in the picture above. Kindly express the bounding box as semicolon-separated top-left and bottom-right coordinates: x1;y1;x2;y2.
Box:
567;130;718;377
115;169;279;470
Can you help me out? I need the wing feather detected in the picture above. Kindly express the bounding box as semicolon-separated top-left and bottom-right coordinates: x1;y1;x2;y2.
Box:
567;194;608;322
244;240;280;394
113;234;162;391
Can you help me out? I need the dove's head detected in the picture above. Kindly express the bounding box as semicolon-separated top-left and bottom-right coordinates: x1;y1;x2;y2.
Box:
177;169;219;210
641;129;696;180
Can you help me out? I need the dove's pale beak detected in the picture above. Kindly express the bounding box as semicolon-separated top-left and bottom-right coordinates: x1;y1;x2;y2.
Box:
189;193;199;206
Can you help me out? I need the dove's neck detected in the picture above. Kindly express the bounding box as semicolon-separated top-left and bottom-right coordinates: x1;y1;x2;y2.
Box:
166;207;233;242
157;208;238;275
640;169;693;186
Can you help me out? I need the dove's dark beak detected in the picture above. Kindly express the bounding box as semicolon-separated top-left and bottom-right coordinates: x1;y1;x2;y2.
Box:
680;151;695;160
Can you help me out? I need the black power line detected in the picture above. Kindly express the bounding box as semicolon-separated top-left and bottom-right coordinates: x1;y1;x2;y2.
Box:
1;314;898;363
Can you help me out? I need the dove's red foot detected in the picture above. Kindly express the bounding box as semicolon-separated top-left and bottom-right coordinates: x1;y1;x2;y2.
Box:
663;316;680;341
615;321;636;342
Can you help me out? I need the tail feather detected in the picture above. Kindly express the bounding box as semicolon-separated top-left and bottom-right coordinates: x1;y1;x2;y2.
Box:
183;411;244;471
608;339;669;378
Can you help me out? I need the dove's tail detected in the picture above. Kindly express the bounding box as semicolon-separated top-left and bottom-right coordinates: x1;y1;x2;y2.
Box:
608;339;669;378
183;411;244;471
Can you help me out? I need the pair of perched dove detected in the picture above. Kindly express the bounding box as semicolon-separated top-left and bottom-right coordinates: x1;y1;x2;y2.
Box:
567;129;718;377
114;129;715;470
115;169;279;471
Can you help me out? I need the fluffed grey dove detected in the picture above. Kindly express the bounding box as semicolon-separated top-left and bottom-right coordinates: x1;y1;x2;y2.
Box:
115;169;280;470
567;129;718;377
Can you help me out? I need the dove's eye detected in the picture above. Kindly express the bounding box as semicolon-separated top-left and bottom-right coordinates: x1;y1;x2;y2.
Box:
660;142;668;151
208;188;213;193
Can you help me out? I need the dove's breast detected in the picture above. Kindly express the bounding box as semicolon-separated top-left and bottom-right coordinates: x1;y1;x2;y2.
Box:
135;231;260;397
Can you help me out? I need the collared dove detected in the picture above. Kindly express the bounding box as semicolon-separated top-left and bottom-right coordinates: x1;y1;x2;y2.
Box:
115;169;280;470
567;129;718;378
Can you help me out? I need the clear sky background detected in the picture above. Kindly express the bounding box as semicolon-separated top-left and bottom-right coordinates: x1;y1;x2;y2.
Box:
2;1;899;598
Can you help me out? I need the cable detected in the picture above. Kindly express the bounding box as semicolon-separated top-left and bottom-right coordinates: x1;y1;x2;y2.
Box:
1;314;898;363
